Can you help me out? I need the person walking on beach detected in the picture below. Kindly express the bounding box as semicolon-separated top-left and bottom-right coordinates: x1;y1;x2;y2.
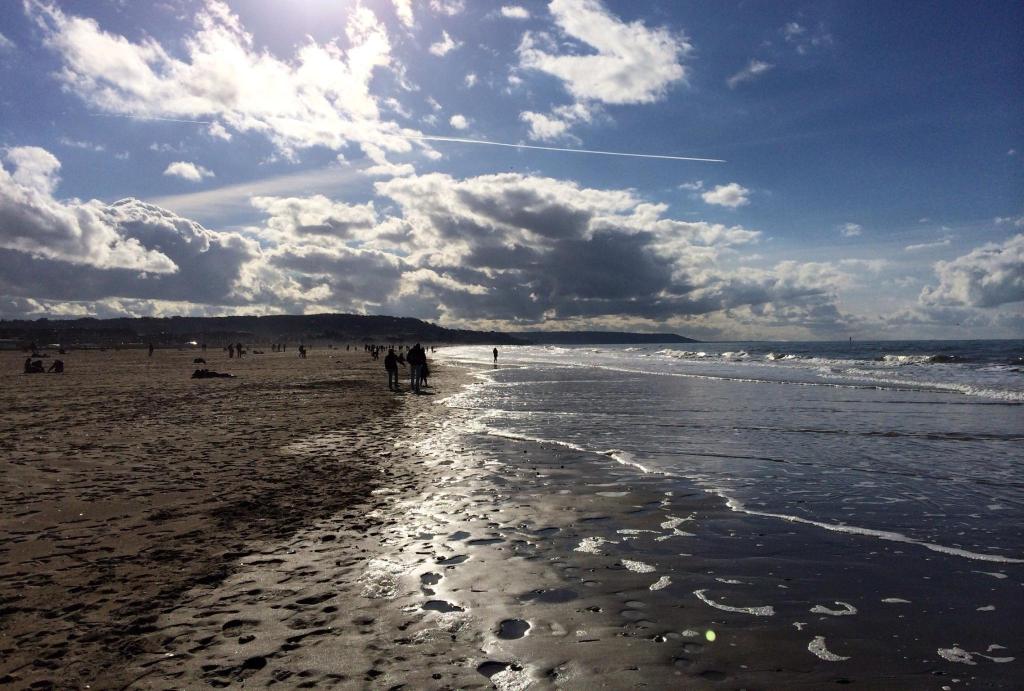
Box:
493;347;499;364
228;344;234;358
407;343;425;393
236;342;244;358
384;347;399;390
148;342;154;357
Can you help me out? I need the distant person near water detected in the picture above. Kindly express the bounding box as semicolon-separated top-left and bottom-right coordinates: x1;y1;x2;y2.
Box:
148;342;154;357
493;347;498;364
228;344;235;358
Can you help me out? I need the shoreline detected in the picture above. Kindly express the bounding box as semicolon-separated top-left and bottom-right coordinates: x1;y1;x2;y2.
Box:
2;352;1020;688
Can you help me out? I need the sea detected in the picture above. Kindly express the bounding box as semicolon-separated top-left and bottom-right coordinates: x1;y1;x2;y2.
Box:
439;340;1024;565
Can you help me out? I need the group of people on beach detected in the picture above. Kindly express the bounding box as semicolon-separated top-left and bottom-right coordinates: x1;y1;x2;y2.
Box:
384;342;430;392
24;357;63;373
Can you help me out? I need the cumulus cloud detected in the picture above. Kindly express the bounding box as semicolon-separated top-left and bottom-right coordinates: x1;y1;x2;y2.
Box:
726;59;773;88
701;182;750;208
920;234;1024;308
501;5;530;19
250;195;377;241
449;114;469;130
430;0;465;16
391;0;414;27
429;30;460;56
520;102;592;142
0;149;859;336
26;0;429;164
839;222;862;237
519;0;688;105
0;147;177;272
163;161;214;182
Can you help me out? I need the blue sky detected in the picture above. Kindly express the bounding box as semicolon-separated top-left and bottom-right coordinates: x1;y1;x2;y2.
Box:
0;0;1020;339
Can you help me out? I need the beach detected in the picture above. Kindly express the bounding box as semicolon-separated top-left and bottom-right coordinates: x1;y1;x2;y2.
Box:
0;347;435;688
1;343;1022;689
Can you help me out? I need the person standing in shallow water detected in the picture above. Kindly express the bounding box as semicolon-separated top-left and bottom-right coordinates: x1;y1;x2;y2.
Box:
493;347;498;364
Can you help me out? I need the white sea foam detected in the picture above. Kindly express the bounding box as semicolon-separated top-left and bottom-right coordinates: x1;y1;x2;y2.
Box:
709;489;1024;564
574;537;608;554
809;636;850;661
693;589;774;616
622;559;656;573
649;576;672;590
810;601;858;616
881;598;911;604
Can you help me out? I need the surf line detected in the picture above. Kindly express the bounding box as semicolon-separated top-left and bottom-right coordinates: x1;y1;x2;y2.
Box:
709;488;1024;564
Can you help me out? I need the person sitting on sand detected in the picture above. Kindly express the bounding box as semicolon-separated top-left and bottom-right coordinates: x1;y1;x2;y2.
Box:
191;368;234;379
47;359;64;373
384;347;400;390
24;358;45;373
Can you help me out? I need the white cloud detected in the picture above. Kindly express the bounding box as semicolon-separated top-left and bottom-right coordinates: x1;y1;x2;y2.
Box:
781;20;833;54
839;222;862;237
429;30;460;56
251;195;377;241
28;1;429;164
163;161;215;182
207;121;232;141
920;234;1024;308
430;0;465;16
518;0;688;105
464;72;477;87
904;238;950;252
995;215;1024;227
449;114;469;130
520;102;592;141
0;32;14;51
1009;148;1018;157
679;180;703;191
0;147;177;272
701;182;750;208
58;137;106;152
501;5;530;19
726;59;773;88
391;0;414;27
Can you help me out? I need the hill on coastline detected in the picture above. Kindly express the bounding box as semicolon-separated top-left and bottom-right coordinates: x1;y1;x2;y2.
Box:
0;314;696;348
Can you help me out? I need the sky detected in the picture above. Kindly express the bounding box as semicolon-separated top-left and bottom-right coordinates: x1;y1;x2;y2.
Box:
0;0;1021;340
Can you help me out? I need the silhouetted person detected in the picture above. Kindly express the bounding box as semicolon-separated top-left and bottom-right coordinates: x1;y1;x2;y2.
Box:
236;342;243;358
407;343;426;393
228;344;235;358
420;361;430;388
493;347;499;364
48;359;64;373
148;342;154;357
25;359;44;373
384;348;399;390
192;368;234;379
24;357;32;374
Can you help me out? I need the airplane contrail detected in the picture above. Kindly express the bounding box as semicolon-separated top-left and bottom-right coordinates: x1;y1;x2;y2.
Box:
89;113;214;125
404;134;726;163
88;112;725;163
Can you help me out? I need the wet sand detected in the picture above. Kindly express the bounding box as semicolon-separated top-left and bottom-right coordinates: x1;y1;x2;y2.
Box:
2;352;1020;689
0;347;425;689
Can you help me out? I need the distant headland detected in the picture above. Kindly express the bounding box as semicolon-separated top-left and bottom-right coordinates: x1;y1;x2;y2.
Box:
0;314;697;348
